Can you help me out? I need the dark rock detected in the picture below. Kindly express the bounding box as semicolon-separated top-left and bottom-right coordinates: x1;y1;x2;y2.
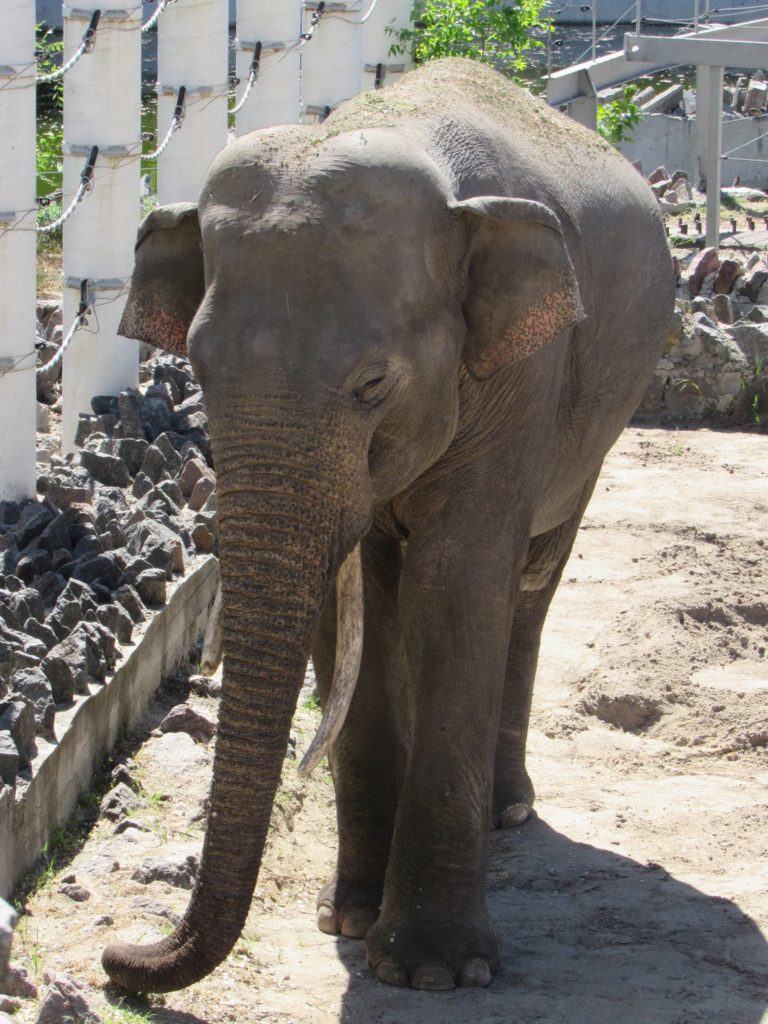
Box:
131;854;198;890
739;260;768;302
157;479;184;511
188;475;215;512
24;617;58;651
15;503;55;550
114;437;148;477
138;489;179;518
110;763;137;789
96;603;133;644
3;962;37;998
131;471;154;499
188;674;222;698
113;585;145;624
140;443;170;484
0;503;20;527
159;705;216;743
71;531;104;562
153;433;183;475
145;381;175;411
119;556;154;587
0;734;19;787
70;553;123;592
178;457;207;498
135;569;166;606
0;701;37;767
191;523;215;554
686;247;719;298
78;449;132;488
15;549;52;583
58;883;91;902
713;258;743;295
40;648;76;704
173;407;207;434
35;971;100;1024
100;782;140;821
90;395;118;416
36;571;66;606
9;668;55;739
74;414;115;447
43;482;93;512
92;915;114;927
18;586;45;623
154;360;193;396
117;388;145;439
44;635;88;696
143;397;173;439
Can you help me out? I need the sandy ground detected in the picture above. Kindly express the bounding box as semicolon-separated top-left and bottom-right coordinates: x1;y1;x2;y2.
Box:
9;425;768;1024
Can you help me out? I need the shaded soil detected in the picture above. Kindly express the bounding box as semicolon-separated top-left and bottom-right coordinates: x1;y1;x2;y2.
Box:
9;425;768;1024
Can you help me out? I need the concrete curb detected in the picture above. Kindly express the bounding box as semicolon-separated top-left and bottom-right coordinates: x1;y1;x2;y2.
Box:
0;555;219;898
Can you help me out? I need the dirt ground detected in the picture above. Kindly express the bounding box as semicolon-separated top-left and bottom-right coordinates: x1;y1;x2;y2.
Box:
10;425;768;1024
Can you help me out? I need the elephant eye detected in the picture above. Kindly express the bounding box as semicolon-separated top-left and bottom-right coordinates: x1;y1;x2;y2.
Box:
352;367;393;409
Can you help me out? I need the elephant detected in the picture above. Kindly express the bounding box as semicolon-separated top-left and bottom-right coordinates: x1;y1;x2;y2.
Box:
102;57;674;993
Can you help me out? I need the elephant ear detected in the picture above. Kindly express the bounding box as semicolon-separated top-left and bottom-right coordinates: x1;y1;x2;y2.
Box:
450;197;585;380
118;202;204;357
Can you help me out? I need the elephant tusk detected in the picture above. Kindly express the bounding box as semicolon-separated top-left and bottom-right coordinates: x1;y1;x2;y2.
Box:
200;579;223;675
298;543;363;777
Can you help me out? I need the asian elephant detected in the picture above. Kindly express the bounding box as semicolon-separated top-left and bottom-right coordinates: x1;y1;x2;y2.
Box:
103;58;674;993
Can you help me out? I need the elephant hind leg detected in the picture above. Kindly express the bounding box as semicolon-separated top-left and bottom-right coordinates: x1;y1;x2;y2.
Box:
493;471;600;829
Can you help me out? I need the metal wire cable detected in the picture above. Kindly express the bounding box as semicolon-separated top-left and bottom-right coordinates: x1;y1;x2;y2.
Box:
37;10;101;83
36;284;93;377
37;148;98;234
145;86;186;159
141;0;173;33
722;125;768;158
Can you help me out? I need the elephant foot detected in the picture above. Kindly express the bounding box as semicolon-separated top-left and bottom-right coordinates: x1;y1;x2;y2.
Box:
492;768;535;829
365;913;502;990
316;875;382;939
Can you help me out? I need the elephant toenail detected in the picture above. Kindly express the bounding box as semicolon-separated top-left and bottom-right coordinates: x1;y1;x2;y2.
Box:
316;904;339;935
459;958;492;987
411;963;455;991
500;802;531;828
372;958;409;987
340;910;376;939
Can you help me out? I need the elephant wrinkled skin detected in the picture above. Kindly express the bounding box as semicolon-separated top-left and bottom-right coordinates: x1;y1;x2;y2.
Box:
104;58;674;994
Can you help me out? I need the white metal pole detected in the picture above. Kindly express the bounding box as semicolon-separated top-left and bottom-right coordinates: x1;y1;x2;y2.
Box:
704;64;723;249
157;0;229;204
360;0;412;94
235;0;302;135
0;0;38;499
301;2;362;123
62;2;142;453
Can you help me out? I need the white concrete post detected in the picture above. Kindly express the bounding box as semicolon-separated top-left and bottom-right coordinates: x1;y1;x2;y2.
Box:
61;3;142;452
301;2;362;123
701;64;723;249
0;0;37;499
235;0;302;134
157;0;229;204
360;0;412;94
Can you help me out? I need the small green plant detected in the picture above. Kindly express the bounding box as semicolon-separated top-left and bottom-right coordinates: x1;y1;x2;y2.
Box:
388;0;548;75
303;691;320;712
597;85;642;145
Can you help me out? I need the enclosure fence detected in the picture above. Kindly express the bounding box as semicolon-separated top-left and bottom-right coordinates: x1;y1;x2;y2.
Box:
0;0;413;501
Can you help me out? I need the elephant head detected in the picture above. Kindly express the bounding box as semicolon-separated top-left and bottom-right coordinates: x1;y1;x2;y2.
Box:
102;125;584;992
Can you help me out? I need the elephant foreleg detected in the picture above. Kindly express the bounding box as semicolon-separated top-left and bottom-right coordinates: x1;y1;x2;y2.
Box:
313;528;407;939
493;471;601;828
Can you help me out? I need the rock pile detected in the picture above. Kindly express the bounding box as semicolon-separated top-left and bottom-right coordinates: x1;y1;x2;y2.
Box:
0;354;217;799
636;244;768;423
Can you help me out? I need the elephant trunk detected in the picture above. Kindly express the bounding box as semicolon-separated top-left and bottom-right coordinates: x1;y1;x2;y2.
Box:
103;410;366;992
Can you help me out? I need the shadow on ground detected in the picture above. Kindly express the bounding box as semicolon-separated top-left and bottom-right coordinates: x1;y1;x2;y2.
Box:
331;817;768;1024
